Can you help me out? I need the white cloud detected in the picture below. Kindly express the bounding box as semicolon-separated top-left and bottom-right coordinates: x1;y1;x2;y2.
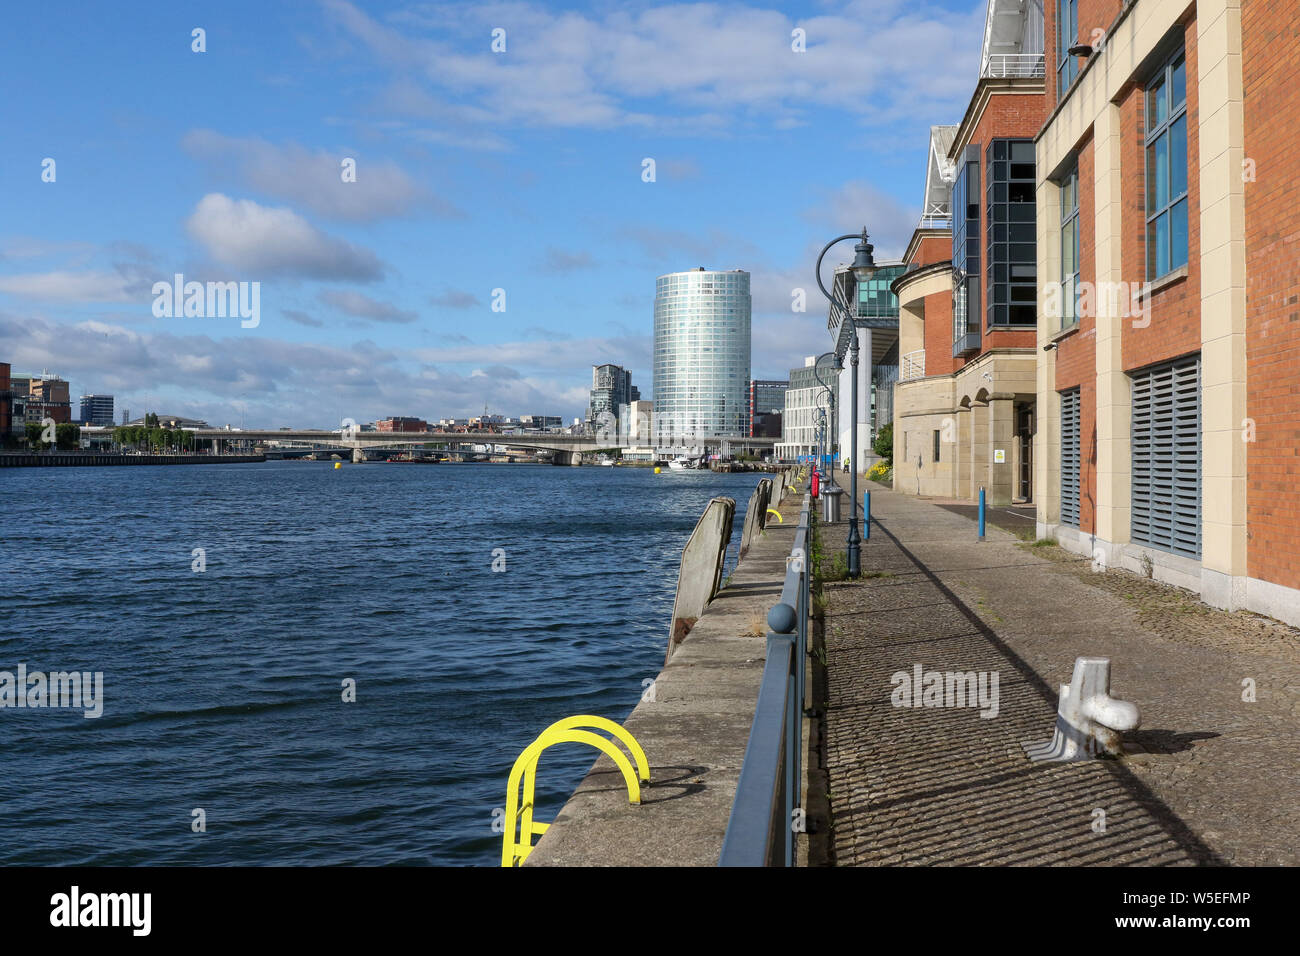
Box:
0;270;141;303
185;193;385;281
802;181;919;261
318;289;417;323
0;312;610;426
323;0;983;133
181;129;462;222
539;247;595;273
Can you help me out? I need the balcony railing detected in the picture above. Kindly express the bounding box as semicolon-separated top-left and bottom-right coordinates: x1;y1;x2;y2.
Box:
982;53;1046;79
917;215;952;230
901;349;926;381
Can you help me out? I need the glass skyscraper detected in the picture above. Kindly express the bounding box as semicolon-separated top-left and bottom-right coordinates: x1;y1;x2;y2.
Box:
653;268;751;444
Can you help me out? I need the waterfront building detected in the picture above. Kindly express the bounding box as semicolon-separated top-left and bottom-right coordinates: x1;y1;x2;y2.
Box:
519;415;563;430
891;0;1046;502
0;363;13;438
1032;0;1292;620
776;355;839;461
747;379;788;437
876;0;1296;623
79;394;115;427
616;398;654;444
829;260;907;471
376;417;429;432
587;364;640;433
653;268;752;448
752;411;782;440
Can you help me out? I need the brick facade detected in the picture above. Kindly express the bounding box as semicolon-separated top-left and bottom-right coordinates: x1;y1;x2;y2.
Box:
1243;4;1300;590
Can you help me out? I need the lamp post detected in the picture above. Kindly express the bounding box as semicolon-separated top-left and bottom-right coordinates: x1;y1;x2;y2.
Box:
812;351;841;484
815;227;877;579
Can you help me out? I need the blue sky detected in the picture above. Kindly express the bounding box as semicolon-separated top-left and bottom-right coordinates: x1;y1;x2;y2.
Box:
0;0;985;427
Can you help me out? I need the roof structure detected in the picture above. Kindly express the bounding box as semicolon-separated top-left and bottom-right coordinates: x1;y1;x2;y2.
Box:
979;0;1045;78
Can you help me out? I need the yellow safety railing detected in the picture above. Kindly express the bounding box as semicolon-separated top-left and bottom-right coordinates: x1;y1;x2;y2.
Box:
501;715;650;867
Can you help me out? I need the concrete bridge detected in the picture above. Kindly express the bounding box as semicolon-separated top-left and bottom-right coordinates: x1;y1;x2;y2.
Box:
190;429;776;464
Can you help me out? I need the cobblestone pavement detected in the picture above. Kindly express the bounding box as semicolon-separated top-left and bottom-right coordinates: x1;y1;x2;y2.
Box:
821;485;1300;866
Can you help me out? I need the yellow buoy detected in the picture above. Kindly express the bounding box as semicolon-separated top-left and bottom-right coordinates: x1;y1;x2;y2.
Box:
654;466;661;473
334;462;342;469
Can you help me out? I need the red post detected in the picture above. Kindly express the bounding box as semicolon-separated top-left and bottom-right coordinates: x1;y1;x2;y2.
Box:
811;469;820;499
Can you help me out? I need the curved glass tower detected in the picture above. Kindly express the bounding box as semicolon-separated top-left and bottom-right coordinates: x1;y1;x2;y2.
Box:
653;268;752;447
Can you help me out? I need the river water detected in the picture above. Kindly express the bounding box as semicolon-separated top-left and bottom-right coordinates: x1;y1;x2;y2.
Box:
0;461;764;865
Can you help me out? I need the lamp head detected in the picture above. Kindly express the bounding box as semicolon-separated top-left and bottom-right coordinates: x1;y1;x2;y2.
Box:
851;228;877;283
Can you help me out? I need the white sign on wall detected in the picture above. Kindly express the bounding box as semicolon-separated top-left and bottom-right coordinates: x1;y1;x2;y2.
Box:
994;449;1006;463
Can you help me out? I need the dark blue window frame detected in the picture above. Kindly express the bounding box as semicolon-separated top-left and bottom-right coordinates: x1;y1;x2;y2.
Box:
1145;48;1189;279
952;148;981;356
1057;0;1079;101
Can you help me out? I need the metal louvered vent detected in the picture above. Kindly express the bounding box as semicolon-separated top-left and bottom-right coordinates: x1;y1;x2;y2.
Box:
1130;356;1201;558
1060;388;1081;528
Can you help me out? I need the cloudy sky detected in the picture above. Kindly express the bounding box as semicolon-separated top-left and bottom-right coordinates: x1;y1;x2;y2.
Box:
0;0;985;428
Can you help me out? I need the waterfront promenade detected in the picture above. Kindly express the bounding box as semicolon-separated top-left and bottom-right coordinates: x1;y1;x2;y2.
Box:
820;484;1300;866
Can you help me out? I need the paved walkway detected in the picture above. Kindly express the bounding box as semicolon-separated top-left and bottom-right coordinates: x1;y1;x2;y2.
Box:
820;484;1300;866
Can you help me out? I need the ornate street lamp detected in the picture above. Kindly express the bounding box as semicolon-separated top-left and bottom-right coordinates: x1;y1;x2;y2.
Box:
812;351;841;482
815;227;877;578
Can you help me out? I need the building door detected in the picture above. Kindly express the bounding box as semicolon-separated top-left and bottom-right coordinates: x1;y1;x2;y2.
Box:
1016;403;1034;502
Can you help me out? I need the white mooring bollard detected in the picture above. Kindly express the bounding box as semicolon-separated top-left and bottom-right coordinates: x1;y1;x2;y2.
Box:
1023;657;1140;762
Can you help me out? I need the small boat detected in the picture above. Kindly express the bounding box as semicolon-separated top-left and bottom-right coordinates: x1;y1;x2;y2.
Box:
668;457;694;471
598;457;616;466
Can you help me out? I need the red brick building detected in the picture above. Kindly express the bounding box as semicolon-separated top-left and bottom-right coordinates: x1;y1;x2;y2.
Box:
892;0;1048;505
1034;0;1285;618
376;417;429;433
884;0;1300;623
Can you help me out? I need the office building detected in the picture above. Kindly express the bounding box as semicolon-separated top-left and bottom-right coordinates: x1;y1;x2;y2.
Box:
587;364;640;433
776;356;838;461
653;268;752;446
747;380;788;437
79;394;115;427
376;417;429;433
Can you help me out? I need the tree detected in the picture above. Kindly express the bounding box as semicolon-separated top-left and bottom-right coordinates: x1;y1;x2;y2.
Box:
872;422;894;466
55;423;80;450
25;422;49;450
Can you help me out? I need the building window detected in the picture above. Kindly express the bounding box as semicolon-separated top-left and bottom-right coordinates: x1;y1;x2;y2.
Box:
932;429;941;464
857;266;905;320
1130;355;1200;558
1145;49;1189;279
952;147;981;356
1060;164;1080;330
1060;388;1081;528
987;139;1037;328
1056;0;1079;101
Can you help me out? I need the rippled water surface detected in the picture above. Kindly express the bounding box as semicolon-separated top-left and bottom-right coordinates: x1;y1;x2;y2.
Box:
0;461;763;865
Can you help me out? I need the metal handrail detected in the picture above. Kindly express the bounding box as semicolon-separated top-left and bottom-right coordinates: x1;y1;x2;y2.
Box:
981;52;1046;78
720;490;812;866
901;349;926;381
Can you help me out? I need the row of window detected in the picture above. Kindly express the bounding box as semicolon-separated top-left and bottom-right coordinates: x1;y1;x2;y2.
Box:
1056;44;1189;331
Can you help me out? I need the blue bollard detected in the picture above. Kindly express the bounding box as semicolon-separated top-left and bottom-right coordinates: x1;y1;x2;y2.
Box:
978;487;986;540
863;490;871;541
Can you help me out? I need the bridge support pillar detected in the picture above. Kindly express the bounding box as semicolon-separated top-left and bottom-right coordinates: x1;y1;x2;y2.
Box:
352;445;364;464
